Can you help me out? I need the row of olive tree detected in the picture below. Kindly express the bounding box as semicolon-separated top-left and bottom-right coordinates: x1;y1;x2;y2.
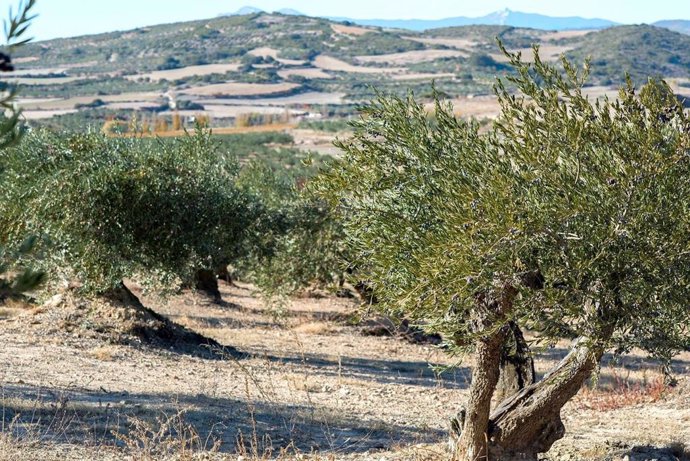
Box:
0;117;342;350
0;0;343;319
312;46;690;459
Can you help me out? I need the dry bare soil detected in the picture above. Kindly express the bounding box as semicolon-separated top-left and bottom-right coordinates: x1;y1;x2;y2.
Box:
0;281;688;460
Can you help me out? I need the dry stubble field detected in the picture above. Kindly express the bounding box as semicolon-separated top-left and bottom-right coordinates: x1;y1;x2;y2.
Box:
0;280;688;461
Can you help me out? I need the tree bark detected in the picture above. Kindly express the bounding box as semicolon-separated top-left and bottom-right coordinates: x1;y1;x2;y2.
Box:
195;268;221;301
452;287;516;461
454;324;509;460
494;321;536;403
216;264;232;284
486;336;607;460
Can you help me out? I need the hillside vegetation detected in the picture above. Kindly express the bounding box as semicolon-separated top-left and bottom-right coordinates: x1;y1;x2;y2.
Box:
14;13;423;74
10;12;690;128
567;25;690;84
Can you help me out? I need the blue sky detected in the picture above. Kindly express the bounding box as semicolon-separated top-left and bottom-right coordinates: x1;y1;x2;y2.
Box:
9;0;690;41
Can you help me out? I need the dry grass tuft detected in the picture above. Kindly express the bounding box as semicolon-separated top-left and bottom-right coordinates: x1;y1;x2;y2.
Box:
29;306;46;316
576;369;670;411
292;321;337;335
0;299;34;319
113;409;220;460
88;346;118;361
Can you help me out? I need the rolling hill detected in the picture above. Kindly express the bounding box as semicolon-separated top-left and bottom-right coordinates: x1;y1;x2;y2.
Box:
566;25;690;84
14;13;424;75
8;11;690;128
653;19;690;35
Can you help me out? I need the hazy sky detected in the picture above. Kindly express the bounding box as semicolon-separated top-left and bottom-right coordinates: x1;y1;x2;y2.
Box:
11;0;690;41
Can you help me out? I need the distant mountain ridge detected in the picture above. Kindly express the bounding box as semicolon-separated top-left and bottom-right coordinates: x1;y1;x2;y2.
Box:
330;9;617;31
224;6;617;31
230;6;263;16
653;20;690;35
223;6;690;35
222;6;304;17
276;8;304;16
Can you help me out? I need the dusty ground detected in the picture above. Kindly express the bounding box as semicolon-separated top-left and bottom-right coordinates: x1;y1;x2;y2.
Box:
0;281;688;461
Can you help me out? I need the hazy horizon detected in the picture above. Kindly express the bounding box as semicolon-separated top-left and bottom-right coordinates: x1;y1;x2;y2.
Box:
18;0;690;41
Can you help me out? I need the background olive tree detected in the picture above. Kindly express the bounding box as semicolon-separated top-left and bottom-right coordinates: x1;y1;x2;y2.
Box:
0;0;44;302
314;45;690;460
0;129;259;354
235;159;346;310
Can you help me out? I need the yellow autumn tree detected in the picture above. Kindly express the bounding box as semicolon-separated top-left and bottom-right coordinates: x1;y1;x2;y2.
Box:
172;112;182;131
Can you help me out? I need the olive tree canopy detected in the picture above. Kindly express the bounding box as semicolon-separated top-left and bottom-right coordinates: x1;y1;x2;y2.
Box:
0;130;259;294
314;45;690;459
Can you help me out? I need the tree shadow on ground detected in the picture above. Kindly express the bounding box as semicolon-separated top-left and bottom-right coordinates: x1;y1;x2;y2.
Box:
0;383;446;455
166;313;277;330
618;443;690;461
211;300;351;324
258;351;470;389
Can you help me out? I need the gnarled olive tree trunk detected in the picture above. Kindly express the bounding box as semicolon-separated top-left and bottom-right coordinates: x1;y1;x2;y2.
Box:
451;287;517;460
450;282;613;461
195;268;222;301
494;321;535;404
452;331;610;461
486;336;606;460
450;320;535;460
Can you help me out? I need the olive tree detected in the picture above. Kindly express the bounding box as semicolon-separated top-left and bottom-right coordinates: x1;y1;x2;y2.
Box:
314;46;690;460
0;129;258;353
236;159;346;307
0;0;44;301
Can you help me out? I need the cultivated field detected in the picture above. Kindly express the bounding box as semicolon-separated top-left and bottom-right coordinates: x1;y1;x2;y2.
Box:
406;37;478;50
331;24;371;36
179;82;301;97
277;68;335;80
354;49;468;65
490;45;577;63
125;63;242;82
313;55;405;74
